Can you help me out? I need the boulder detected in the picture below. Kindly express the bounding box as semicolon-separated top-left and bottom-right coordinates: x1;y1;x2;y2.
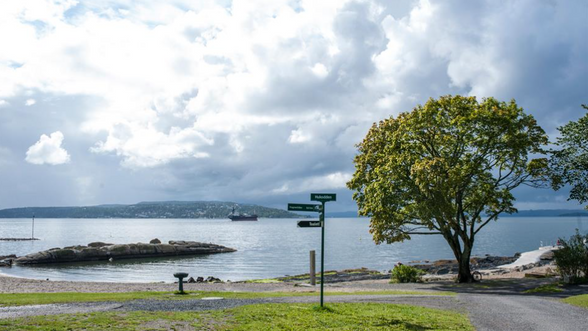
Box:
540;251;554;260
88;242;113;248
149;238;161;244
107;244;132;257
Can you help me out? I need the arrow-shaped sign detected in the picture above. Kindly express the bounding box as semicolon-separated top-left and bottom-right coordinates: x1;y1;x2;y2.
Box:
288;203;322;212
297;220;322;228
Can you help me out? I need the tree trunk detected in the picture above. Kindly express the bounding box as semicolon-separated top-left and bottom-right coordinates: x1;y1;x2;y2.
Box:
456;245;474;283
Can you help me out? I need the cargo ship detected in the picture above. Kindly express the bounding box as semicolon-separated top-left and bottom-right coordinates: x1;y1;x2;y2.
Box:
228;206;258;221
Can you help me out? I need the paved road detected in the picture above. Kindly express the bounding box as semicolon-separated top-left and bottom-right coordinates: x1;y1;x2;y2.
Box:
1;294;587;330
460;294;587;331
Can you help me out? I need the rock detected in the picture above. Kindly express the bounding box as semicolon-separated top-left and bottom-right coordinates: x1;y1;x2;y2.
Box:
187;277;196;283
540;251;554;260
205;276;222;283
14;240;236;265
197;277;204;282
0;259;13;267
149;238;161;244
88;242;113;248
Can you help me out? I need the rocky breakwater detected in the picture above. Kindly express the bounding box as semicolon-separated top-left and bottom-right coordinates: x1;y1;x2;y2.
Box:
13;240;236;265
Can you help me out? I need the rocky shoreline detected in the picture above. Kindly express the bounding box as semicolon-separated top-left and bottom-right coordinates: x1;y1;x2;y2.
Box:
4;239;236;265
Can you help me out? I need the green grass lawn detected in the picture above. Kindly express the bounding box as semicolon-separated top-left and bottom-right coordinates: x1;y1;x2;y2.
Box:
0;303;474;330
562;294;588;309
0;290;453;307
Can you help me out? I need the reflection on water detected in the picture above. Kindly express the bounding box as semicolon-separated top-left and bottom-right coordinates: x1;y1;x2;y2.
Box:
0;217;584;282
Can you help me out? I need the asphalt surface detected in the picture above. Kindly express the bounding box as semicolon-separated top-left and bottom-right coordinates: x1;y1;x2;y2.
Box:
460;294;588;331
1;293;587;330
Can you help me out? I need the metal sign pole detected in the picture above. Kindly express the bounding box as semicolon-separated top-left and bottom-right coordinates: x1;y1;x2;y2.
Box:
320;201;325;307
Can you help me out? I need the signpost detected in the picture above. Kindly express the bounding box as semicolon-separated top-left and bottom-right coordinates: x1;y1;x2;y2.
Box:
287;193;336;307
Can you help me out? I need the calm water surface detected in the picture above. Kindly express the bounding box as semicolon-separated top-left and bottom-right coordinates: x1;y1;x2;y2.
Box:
0;217;585;282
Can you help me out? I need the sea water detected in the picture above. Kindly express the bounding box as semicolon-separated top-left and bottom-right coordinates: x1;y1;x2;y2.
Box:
0;217;585;282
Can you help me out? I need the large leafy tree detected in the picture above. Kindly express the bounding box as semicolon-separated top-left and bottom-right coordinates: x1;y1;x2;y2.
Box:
347;95;548;282
549;105;588;209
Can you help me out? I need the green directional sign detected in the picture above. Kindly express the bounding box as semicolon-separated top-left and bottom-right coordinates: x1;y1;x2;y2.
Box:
297;220;322;228
288;203;322;212
310;193;336;202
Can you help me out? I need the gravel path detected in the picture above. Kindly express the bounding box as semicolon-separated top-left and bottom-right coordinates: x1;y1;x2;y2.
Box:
0;302;123;319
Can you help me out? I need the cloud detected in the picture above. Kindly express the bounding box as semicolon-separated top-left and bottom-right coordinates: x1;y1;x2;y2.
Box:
90;123;213;167
0;0;586;210
25;131;71;165
25;99;36;106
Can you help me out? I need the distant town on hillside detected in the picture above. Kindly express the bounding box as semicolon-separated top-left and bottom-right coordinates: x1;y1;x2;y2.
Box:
0;201;301;219
0;201;586;219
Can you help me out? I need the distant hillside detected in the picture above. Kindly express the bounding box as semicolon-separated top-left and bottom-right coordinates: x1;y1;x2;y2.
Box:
502;209;588;217
326;211;365;218
0;201;300;219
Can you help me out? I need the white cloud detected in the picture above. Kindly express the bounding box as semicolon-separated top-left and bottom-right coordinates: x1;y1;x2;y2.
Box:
25;99;36;106
288;129;312;144
311;63;329;78
273;172;352;194
25;131;71;165
90;123;213;167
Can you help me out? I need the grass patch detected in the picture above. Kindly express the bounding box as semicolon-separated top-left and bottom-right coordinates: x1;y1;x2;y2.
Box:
523;283;563;294
242;278;283;284
0;290;454;307
562;294;588;309
0;303;474;330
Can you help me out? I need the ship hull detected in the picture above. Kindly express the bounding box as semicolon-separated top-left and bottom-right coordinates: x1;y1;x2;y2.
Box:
229;215;258;221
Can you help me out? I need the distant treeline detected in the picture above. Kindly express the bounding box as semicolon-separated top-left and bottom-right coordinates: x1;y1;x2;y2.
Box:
0;201;300;219
502;209;588;217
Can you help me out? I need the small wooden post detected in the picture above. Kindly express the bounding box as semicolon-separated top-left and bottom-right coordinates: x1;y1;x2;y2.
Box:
310;250;316;285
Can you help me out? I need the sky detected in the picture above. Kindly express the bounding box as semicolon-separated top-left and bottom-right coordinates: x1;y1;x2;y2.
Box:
0;0;586;212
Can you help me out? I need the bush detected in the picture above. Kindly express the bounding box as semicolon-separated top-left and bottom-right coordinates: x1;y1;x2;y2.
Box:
553;230;588;284
391;264;425;283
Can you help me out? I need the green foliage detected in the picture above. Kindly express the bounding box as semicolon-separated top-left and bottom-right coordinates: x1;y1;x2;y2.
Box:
391;265;425;283
553;230;588;284
0;303;475;331
348;95;548;282
549;105;588;209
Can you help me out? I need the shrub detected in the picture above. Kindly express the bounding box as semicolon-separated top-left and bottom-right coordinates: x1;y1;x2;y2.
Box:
553;230;588;284
391;264;425;283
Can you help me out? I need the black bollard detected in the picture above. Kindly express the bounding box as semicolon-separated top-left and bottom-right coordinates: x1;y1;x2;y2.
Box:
173;272;189;293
